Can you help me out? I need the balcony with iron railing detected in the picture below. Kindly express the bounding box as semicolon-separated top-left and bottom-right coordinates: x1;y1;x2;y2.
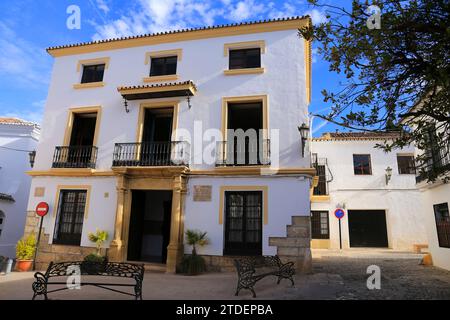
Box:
416;143;450;183
112;141;190;167
52;146;98;169
312;155;329;196
215;139;270;166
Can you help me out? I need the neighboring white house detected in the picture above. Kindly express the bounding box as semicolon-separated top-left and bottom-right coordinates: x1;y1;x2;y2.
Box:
310;132;428;251
415;129;450;270
24;17;315;272
0;118;40;258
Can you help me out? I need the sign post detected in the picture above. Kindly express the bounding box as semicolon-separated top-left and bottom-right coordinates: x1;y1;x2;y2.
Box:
334;208;345;250
33;202;49;271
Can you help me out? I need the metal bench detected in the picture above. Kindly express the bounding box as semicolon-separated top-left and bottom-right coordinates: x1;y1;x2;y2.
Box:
234;256;295;298
32;261;145;300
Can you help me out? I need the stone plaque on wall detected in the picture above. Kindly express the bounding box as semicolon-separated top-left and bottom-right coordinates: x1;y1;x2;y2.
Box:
34;187;45;197
193;185;212;202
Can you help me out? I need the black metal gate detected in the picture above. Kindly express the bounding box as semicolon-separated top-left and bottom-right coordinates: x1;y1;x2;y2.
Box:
224;191;262;256
348;210;388;247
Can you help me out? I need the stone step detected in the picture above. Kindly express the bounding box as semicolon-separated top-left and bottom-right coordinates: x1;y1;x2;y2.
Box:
269;237;309;248
287;225;310;238
142;263;166;273
277;246;311;257
291;216;309;226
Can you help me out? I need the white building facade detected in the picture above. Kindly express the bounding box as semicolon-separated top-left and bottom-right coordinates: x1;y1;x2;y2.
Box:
310;132;428;251
25;17;314;272
0;118;40;258
415;128;450;270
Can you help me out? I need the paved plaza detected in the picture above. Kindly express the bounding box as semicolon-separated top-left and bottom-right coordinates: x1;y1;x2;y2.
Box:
1;250;449;300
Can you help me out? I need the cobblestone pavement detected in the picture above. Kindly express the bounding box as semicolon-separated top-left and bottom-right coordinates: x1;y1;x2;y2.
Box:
0;250;449;300
302;249;450;300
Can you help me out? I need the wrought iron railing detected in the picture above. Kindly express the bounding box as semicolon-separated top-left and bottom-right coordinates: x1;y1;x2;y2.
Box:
312;156;329;196
112;141;190;167
416;143;450;183
52;146;98;169
216;139;270;166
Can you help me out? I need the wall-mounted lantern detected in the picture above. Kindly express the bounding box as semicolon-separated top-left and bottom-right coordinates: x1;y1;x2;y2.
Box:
29;150;36;168
385;166;393;185
298;123;310;157
123;99;130;113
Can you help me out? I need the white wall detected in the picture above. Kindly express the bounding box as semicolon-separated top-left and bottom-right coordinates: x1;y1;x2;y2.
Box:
311;139;427;250
184;176;311;256
421;182;450;270
0;124;39;257
34;29;309;172
26;176;117;248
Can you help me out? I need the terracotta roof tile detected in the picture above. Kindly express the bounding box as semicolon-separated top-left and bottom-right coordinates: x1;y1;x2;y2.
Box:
47;16;310;52
0;117;37;126
117;80;197;92
314;131;401;141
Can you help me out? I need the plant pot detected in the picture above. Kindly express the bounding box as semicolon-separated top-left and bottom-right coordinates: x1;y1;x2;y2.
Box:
16;259;33;272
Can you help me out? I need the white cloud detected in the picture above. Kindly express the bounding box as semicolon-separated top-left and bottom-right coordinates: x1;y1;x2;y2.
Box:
2;99;45;124
92;0;224;40
96;0;110;14
305;8;328;25
0;22;51;87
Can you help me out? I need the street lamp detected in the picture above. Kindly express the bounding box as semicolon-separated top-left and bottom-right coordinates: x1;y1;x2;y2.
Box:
385;166;393;185
29;151;36;168
298;123;310;158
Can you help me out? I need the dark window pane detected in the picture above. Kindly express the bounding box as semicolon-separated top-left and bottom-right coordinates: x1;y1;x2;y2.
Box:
229;48;261;69
53;190;87;246
397;155;416;174
81;64;105;83
434;203;450;248
353;154;372;175
311;211;329;239
150;56;177;76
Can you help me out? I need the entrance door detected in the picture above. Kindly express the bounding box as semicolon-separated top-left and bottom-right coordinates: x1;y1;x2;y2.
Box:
348;210;388;247
127;190;173;263
224;191;262;256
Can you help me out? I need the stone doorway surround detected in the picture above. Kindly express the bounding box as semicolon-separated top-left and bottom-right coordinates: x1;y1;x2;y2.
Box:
108;167;188;273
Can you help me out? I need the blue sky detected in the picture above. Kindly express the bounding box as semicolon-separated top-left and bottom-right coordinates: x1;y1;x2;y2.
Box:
0;0;344;137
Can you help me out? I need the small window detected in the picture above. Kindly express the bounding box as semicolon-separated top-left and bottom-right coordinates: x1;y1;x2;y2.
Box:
397;155;416;174
311;211;329;239
353;154;372;175
81;64;105;83
229;48;261;70
150;56;177;76
433;203;450;248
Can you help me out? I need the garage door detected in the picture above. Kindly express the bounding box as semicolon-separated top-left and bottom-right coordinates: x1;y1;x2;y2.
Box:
348;210;388;247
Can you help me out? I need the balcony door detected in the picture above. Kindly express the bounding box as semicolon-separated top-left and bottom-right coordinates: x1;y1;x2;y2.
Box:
67;112;97;167
224;191;262;256
140;108;173;166
227;102;263;166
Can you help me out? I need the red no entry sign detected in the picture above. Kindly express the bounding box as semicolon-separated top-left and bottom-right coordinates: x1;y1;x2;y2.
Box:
35;202;49;217
334;208;345;220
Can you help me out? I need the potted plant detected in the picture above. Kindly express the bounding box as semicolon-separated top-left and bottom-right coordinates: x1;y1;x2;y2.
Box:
182;230;209;275
82;229;109;274
16;233;37;272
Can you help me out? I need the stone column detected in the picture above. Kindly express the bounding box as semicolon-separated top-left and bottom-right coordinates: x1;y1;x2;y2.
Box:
109;174;128;262
166;175;186;273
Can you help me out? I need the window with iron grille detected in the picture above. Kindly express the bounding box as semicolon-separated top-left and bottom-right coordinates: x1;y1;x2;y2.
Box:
229;48;261;70
397;154;416;174
433;203;450;248
150;56;177;76
53;190;87;246
81;64;105;83
311;211;329;239
353;154;372;175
